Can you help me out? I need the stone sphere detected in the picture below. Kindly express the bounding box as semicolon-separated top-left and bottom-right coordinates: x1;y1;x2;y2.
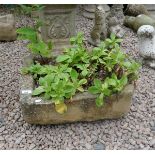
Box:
137;25;155;38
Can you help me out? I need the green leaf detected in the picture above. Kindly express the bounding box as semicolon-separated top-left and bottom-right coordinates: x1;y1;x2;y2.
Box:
16;27;36;35
108;78;117;86
56;55;70;63
65;84;75;93
110;33;116;40
77;86;84;92
32;86;45;96
116;39;123;43
70;37;76;44
78;79;87;85
120;75;128;86
101;82;108;90
123;61;131;68
55;102;67;114
88;86;100;94
81;69;88;76
20;67;29;74
70;69;78;81
94;79;102;88
96;93;104;107
47;41;53;50
103;88;111;96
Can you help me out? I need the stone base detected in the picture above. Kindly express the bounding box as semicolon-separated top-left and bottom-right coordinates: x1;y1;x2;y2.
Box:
88;38;100;47
81;4;110;19
20;56;134;124
143;59;155;69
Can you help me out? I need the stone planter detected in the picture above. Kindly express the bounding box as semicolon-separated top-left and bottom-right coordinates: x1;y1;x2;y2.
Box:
19;56;134;125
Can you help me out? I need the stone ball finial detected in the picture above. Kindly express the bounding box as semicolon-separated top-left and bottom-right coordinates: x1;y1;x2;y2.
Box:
137;25;155;38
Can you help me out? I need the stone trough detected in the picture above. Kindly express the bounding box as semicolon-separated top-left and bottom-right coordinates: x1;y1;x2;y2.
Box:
19;56;134;125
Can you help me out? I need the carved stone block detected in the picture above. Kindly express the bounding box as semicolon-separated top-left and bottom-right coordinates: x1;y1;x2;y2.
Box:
40;5;76;55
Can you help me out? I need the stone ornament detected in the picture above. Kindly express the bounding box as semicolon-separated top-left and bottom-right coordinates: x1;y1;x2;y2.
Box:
124;14;155;32
40;5;76;55
108;16;125;38
108;4;124;25
125;4;149;17
137;25;155;68
0;14;17;41
89;5;107;46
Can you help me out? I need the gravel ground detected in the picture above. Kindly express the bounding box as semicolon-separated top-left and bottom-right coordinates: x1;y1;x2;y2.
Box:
0;6;155;150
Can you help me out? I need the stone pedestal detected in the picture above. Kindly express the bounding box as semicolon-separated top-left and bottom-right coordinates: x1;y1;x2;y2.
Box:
40;5;76;56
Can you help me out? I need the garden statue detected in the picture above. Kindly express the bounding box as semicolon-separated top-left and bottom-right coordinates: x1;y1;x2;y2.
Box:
125;4;149;17
124;14;155;32
89;5;107;46
108;4;124;24
137;25;155;69
108;16;125;38
0;14;17;41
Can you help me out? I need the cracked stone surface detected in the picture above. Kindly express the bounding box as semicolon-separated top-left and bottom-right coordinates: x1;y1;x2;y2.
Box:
0;5;155;150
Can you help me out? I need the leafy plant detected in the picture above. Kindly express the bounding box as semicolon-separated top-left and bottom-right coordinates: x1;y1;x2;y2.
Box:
31;67;87;114
70;69;87;92
21;32;141;114
16;20;52;60
88;73;128;107
104;33;123;49
19;4;45;16
56;32;90;66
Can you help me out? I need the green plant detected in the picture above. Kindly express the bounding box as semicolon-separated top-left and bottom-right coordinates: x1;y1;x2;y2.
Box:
56;32;90;66
21;32;141;114
70;69;87;92
31;68;87;114
88;73;128;107
104;33;123;49
16;20;52;60
19;4;45;16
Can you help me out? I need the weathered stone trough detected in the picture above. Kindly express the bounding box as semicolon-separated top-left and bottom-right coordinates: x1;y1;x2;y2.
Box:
19;56;134;125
